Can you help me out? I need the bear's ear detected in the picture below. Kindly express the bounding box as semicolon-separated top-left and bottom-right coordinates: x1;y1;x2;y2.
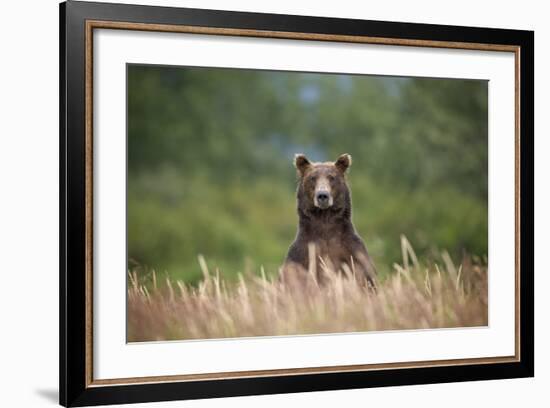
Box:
335;153;352;173
294;154;311;176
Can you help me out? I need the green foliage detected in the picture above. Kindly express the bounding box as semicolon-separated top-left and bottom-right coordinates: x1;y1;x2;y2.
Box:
127;65;488;283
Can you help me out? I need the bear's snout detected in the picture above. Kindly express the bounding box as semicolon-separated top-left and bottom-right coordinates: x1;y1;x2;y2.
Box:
314;190;333;209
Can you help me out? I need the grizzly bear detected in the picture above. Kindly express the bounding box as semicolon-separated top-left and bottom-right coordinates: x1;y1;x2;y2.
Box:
281;153;376;288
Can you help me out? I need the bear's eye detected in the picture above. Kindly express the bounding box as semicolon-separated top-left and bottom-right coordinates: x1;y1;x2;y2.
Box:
308;175;317;183
327;175;335;182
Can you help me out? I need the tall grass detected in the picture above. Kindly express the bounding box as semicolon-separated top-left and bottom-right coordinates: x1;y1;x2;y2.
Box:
127;236;487;342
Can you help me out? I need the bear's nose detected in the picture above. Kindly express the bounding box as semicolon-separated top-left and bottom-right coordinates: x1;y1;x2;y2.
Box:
316;192;329;202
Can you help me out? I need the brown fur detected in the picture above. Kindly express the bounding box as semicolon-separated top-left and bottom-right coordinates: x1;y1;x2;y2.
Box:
281;154;376;288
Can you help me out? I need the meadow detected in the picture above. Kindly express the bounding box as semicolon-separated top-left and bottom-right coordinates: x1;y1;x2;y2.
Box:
127;237;487;342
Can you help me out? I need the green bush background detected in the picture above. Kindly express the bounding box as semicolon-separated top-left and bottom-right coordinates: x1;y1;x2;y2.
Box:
127;65;488;283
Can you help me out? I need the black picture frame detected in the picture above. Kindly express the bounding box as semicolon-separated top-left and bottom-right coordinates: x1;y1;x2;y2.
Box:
60;1;534;406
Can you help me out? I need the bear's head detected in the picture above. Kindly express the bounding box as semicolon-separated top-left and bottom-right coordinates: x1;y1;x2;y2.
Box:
294;153;352;214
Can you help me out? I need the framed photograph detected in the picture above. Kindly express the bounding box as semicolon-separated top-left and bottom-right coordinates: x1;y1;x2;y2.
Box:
60;1;534;406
